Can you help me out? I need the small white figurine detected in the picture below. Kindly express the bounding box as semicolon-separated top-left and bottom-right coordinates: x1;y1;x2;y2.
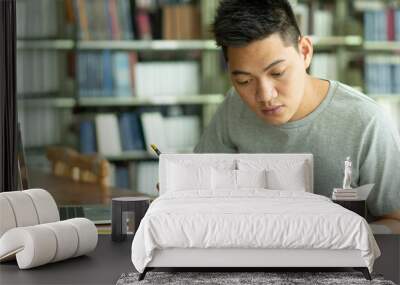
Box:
342;157;352;189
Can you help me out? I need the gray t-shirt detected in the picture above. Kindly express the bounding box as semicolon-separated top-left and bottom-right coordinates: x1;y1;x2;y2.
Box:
194;80;400;217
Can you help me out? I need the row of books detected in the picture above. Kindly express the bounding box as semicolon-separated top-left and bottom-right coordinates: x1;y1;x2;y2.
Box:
309;54;338;81
16;0;60;38
332;188;359;200
79;111;200;156
293;3;334;37
17;51;61;96
365;56;400;94
18;105;71;147
364;9;400;41
72;0;200;40
77;51;200;97
109;161;159;196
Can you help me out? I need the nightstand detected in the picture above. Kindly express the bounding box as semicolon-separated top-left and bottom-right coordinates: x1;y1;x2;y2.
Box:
332;199;367;218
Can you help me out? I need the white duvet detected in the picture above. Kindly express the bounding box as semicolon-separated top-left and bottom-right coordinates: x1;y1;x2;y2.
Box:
131;190;380;273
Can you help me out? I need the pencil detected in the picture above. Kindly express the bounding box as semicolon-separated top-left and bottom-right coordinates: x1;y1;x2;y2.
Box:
150;144;161;156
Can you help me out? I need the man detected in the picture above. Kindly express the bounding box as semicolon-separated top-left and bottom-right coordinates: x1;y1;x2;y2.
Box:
193;0;400;220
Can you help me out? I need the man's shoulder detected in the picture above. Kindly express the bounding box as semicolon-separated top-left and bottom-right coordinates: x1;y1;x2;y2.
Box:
332;81;383;121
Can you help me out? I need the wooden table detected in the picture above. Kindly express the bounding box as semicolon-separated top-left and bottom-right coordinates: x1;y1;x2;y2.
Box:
28;169;149;206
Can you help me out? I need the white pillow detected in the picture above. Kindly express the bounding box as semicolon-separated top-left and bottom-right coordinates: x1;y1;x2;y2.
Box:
212;168;236;190
238;159;308;191
236;169;268;189
167;162;212;191
266;167;306;191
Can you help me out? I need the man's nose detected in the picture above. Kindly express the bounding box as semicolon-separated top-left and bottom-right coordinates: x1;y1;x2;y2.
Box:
255;80;277;103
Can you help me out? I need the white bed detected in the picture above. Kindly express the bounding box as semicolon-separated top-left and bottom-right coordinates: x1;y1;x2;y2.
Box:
131;154;380;280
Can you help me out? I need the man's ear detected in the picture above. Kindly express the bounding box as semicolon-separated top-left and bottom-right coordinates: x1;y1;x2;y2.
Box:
298;36;313;70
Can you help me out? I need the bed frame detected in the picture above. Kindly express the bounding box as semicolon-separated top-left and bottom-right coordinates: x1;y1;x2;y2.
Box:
139;248;371;280
138;154;372;281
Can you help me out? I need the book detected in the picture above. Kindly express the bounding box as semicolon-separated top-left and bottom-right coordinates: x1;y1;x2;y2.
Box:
95;114;122;156
140;112;167;154
119;112;145;151
112;52;133;97
79;120;97;154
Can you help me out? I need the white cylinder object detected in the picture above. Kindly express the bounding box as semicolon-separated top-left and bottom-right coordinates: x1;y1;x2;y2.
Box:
1;192;39;227
66;218;98;257
24;189;60;223
0;196;17;237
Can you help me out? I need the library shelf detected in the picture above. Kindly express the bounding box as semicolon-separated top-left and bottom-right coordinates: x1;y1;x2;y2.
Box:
363;41;400;52
17;97;76;108
76;94;224;107
16;39;74;50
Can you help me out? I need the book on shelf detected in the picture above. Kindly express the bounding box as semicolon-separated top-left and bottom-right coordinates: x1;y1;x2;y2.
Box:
79;120;97;154
17;0;61;39
291;2;333;36
18;105;71;148
140;111;201;154
108;161;159;197
88;110;200;156
95;113;122;156
71;0;200;40
77;51;137;97
113;52;134;97
73;0;134;40
17;50;60;96
77;52;200;98
118;112;145;151
135;61;200;97
361;5;400;41
310;53;338;81
365;55;400;94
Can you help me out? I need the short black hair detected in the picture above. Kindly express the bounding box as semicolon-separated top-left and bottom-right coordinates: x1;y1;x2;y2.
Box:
212;0;301;60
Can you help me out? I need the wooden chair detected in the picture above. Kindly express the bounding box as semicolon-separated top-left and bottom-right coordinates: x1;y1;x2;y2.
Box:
46;146;110;187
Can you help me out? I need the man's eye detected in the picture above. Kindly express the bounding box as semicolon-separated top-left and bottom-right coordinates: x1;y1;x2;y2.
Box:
271;71;285;78
237;79;251;85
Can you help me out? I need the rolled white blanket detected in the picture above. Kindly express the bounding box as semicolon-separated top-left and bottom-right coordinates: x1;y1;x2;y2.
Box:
0;189;59;238
24;189;60;224
0;196;17;237
0;218;98;269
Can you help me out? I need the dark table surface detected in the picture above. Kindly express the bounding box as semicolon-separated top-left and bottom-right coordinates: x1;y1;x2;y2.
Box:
0;235;134;285
28;169;148;206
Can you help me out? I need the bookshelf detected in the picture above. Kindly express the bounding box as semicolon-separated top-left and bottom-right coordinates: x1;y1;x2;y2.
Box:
16;0;400;194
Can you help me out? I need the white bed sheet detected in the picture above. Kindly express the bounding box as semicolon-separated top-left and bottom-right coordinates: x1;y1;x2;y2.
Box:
131;190;380;273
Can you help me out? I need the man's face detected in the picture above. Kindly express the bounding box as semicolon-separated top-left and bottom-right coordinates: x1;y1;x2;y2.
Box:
227;34;310;125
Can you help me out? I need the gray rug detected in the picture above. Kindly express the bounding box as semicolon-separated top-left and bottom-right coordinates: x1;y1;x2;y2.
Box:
116;271;396;285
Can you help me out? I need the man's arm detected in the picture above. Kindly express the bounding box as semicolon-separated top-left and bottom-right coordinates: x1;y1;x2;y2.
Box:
359;113;400;219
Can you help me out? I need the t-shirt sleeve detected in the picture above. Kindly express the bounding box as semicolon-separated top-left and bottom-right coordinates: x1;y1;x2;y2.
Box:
193;92;237;154
359;113;400;217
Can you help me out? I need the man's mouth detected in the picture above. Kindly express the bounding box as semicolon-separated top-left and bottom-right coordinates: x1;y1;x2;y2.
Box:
261;105;283;115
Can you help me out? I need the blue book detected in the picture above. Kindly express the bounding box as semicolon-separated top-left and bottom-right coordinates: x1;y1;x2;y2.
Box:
79;120;97;154
115;165;130;189
120;0;134;40
77;52;88;97
129;113;145;150
393;61;400;93
364;11;373;41
102;51;113;96
119;113;136;151
112;52;132;97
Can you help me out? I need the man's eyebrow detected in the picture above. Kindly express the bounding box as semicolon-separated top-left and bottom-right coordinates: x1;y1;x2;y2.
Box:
231;59;286;76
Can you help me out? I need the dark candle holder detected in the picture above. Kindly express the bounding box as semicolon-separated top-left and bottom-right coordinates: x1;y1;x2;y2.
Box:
111;197;150;242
